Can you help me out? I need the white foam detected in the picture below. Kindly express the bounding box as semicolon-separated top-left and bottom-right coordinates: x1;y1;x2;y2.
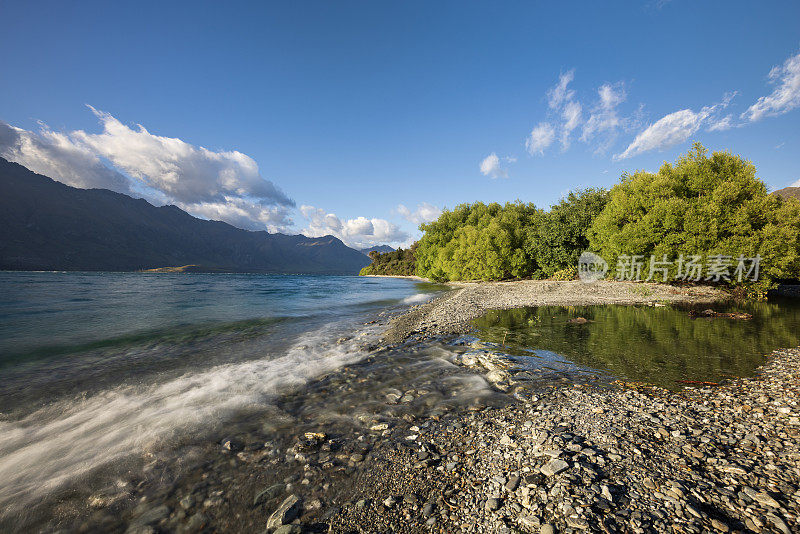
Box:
0;325;367;514
401;293;433;305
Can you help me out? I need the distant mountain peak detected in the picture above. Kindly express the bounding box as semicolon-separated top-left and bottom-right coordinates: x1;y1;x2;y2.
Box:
359;245;395;256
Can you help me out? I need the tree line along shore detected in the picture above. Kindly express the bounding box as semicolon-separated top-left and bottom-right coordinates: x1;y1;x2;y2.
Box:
361;144;800;300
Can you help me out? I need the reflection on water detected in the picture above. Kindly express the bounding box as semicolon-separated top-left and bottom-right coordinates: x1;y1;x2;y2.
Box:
472;299;800;389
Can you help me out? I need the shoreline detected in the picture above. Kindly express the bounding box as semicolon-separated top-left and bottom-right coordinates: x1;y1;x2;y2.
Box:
322;281;800;533
383;280;727;343
361;274;432;282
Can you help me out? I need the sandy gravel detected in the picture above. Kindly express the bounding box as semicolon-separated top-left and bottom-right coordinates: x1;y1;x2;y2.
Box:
383;280;727;343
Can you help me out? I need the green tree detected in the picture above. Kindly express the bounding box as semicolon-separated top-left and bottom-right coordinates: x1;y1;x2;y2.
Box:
531;188;609;277
415;201;541;281
589;143;800;291
359;244;418;276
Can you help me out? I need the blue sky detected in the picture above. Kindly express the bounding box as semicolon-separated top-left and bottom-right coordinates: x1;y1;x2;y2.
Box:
1;1;799;247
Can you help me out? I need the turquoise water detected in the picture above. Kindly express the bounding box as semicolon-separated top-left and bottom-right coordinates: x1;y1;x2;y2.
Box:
0;272;449;518
0;272;426;362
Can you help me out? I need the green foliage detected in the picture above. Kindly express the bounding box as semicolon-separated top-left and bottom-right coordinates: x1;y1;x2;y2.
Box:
531;189;610;277
588;143;800;292
414;192;609;282
551;266;578;281
415;202;542;282
359;244;417;276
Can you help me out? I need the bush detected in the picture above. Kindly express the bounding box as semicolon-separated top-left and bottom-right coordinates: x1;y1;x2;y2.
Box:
551;266;578;280
415;201;541;282
589;143;800;293
531;188;609;278
359;244;417;276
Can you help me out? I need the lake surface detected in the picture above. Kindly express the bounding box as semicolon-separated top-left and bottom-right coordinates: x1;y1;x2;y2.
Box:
0;272;458;529
472;301;800;389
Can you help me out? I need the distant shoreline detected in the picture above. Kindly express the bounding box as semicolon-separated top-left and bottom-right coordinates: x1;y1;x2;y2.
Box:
361;274;431;282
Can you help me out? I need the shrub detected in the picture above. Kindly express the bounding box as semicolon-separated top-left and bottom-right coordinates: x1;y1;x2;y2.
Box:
589;143;800;294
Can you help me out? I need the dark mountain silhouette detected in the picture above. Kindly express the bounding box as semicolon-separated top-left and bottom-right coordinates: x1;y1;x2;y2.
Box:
359;245;395;256
0;158;370;274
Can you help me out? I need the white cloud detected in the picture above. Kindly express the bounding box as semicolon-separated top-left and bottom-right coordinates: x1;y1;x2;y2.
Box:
707;114;734;132
74;106;292;207
548;70;575;110
581;83;627;151
0;108;295;232
299;205;408;248
397;202;442;225
742;52;800;122
187;199;293;233
0;120;132;194
615;93;735;160
525;122;555;155
542;70;584;150
560;100;582;150
479;152;509;178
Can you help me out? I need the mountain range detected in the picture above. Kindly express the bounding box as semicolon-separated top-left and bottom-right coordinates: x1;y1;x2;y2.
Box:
0;158;371;274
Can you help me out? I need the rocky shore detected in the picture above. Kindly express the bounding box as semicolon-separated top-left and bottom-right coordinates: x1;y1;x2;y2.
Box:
322;343;800;533
324;283;798;533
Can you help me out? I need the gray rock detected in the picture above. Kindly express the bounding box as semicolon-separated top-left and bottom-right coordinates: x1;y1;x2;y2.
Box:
565;515;589;529
266;495;302;530
182;513;207;533
179;494;195;510
505;475;520;491
485;497;502;511
540;459;569;477
273;526;302;534
540;524;556;534
422;501;435;518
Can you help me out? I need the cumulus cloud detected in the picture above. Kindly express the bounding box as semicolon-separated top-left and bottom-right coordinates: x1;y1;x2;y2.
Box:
74;106;293;207
742;51;800;122
479;152;517;178
0;108;294;232
615;93;735;160
187;199;293;233
0;120;132;194
299;205;408;248
479;153;504;178
525;122;555;155
397;202;442;225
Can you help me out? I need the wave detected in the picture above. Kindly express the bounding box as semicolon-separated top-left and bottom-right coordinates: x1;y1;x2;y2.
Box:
401;293;434;305
0;322;370;515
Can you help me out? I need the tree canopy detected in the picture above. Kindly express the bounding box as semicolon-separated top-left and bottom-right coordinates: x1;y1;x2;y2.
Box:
589;143;800;290
359;245;417;276
415;201;541;282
